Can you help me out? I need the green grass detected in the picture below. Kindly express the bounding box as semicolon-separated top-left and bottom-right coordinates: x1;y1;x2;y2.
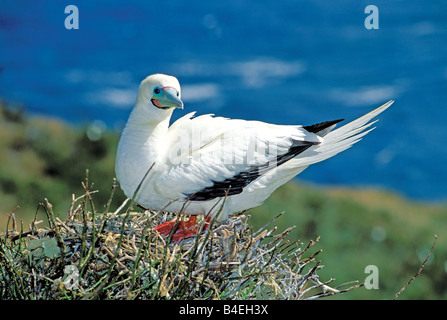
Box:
249;183;446;299
1;176;359;300
0;100;446;299
0;101;126;227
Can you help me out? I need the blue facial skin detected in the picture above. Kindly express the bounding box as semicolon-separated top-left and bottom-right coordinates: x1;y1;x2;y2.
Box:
152;86;183;110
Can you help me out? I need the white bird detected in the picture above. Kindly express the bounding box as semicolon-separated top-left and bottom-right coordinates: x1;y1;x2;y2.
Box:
115;73;393;241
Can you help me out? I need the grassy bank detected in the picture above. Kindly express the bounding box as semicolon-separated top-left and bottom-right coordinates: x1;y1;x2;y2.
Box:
251;183;445;299
0;101;445;299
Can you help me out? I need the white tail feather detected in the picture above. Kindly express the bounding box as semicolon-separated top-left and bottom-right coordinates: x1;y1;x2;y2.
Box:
290;100;394;167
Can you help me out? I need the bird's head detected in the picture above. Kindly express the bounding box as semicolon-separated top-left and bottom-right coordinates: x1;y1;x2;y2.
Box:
137;74;183;112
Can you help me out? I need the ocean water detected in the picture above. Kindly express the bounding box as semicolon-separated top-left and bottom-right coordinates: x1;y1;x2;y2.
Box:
1;0;446;202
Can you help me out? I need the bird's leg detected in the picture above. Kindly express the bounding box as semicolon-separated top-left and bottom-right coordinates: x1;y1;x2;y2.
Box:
154;215;212;242
153;219;180;236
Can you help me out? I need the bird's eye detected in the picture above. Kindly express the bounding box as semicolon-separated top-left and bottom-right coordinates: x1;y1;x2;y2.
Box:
154;88;161;94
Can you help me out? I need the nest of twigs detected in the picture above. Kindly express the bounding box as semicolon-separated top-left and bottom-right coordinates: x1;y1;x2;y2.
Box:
0;178;361;300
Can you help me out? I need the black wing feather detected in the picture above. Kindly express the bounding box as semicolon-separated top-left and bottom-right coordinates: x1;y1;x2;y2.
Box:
185;119;343;201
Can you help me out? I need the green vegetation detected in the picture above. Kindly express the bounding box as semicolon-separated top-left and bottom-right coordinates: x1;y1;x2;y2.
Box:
0;100;446;299
250;183;445;299
0;184;358;300
0;101;126;227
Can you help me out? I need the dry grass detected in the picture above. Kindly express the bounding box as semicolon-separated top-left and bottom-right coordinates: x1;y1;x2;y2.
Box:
0;175;361;300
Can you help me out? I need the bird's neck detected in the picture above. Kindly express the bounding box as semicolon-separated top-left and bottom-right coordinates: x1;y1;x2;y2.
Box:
122;105;171;153
115;105;171;198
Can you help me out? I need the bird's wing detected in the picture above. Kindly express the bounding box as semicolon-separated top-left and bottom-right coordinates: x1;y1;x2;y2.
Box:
154;113;323;201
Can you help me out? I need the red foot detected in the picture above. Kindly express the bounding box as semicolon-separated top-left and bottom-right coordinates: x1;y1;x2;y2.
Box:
154;215;211;242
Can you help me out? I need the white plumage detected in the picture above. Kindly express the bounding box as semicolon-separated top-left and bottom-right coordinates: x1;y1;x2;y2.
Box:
115;73;393;224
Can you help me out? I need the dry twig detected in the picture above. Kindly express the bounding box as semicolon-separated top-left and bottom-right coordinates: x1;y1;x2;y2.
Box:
393;234;438;300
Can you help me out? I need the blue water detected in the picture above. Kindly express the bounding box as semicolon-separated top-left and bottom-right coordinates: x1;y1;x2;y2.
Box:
1;1;446;202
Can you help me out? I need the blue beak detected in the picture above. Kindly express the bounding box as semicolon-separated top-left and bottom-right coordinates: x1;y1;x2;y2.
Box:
159;87;183;109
